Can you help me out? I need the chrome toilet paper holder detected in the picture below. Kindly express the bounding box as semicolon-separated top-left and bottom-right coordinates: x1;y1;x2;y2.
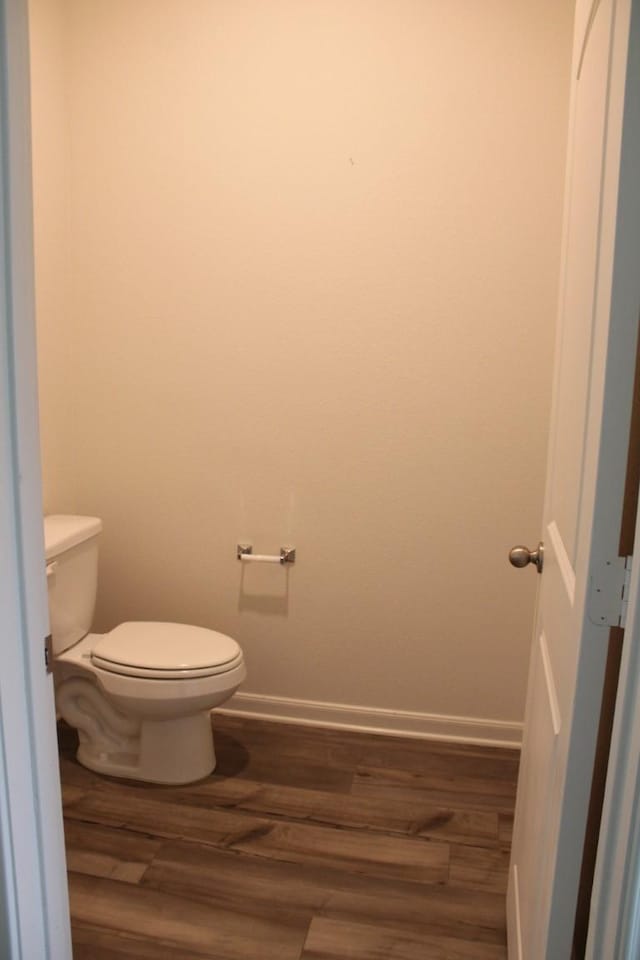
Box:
237;544;296;565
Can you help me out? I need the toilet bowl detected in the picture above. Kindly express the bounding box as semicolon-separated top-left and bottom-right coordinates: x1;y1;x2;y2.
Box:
45;515;246;784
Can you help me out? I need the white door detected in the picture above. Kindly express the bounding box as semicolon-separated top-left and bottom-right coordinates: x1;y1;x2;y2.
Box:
507;0;640;957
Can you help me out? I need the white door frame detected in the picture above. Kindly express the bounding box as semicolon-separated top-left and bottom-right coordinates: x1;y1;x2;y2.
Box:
1;0;640;956
0;0;71;957
583;1;640;955
587;496;640;956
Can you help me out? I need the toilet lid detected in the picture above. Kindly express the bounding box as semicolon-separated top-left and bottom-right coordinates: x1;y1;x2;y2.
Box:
91;622;243;679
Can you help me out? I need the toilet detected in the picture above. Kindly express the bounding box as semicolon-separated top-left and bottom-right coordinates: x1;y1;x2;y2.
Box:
45;514;246;784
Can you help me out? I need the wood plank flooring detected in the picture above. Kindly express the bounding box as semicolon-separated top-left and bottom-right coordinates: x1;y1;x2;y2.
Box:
58;714;519;959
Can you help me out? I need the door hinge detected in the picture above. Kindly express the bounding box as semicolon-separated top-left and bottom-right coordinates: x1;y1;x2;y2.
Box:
587;556;633;629
44;634;53;674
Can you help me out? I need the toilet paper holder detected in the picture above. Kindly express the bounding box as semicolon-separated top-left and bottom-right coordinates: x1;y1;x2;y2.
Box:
237;544;296;565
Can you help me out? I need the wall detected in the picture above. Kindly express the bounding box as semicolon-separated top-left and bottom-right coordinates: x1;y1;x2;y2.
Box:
29;0;77;513
31;0;574;741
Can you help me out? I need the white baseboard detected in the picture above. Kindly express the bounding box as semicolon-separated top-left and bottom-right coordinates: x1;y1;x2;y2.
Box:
218;692;522;748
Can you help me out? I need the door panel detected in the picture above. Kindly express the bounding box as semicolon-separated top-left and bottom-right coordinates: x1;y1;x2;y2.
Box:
548;0;612;569
512;632;561;959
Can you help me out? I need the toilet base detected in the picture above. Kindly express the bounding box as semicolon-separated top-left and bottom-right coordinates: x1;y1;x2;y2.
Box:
76;710;216;784
55;636;245;785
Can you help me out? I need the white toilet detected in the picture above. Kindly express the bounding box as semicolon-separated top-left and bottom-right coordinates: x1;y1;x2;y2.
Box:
45;514;246;784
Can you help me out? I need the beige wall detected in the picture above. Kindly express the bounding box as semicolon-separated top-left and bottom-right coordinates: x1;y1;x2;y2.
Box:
31;0;574;733
30;0;77;513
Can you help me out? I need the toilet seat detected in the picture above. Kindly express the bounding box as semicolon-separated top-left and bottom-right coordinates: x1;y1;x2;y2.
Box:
91;621;243;680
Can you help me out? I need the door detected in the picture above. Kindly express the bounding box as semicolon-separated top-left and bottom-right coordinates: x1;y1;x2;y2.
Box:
507;0;640;957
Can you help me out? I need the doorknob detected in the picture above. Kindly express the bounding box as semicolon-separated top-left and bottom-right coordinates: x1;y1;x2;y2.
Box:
509;542;544;573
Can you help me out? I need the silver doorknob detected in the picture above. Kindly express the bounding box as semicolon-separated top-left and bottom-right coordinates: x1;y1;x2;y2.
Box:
509;542;544;573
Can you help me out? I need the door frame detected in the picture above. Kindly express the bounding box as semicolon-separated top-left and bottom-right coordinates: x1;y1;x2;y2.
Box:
1;0;640;956
586;491;640;955
0;0;71;956
581;1;640;954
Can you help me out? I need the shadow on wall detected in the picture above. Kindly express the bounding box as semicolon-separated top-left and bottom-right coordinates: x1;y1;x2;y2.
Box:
238;560;292;617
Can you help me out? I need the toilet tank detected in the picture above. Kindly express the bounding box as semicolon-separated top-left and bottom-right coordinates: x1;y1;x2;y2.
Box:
44;515;102;655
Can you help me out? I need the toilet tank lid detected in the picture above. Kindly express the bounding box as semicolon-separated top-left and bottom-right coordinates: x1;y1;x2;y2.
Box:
44;515;102;560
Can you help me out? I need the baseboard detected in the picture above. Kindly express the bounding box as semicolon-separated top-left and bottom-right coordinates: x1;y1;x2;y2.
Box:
217;692;522;748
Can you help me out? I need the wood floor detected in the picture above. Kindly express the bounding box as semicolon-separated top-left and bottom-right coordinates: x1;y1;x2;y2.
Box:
58;714;519;959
